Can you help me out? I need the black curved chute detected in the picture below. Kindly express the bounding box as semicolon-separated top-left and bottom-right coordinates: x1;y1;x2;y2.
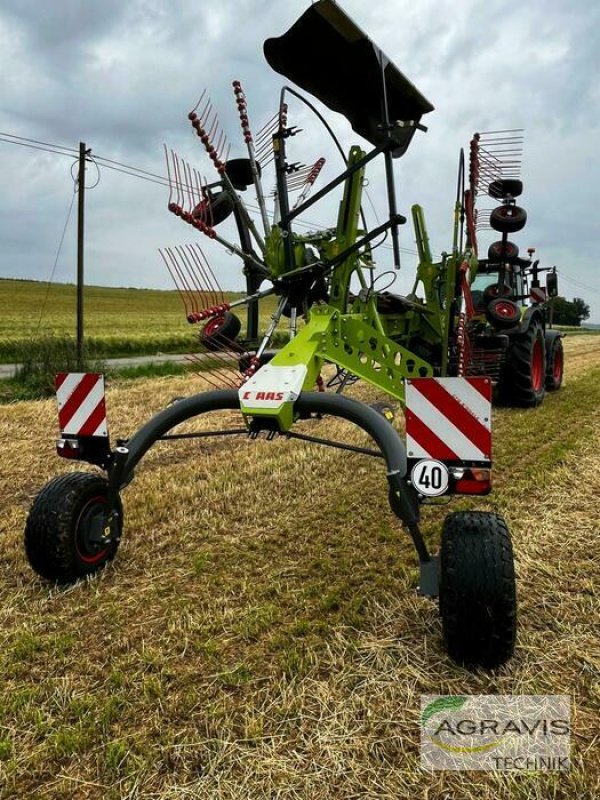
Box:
264;0;434;156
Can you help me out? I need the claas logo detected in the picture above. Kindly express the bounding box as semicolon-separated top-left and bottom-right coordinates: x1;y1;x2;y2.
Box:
242;390;285;401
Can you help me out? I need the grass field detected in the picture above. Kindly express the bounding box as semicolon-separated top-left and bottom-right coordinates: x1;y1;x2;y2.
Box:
0;336;599;798
1;279;597;363
0;279;280;362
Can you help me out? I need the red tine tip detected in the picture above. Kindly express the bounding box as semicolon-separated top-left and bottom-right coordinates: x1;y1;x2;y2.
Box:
232;80;241;87
188;111;197;121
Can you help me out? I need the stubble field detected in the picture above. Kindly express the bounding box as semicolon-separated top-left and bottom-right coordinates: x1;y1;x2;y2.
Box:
0;334;599;799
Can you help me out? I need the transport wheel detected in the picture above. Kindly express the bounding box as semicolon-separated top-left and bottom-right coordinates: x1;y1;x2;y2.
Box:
24;472;122;583
545;337;564;391
487;240;519;261
485;298;520;328
488;178;523;199
192;190;234;226
439;511;516;669
499;321;546;407
489;205;527;233
199;311;241;351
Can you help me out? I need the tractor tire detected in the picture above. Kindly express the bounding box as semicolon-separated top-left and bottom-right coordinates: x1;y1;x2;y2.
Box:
439;511;516;669
545;336;564;391
199;311;241;351
24;472;123;583
489;205;527;233
499;321;546;407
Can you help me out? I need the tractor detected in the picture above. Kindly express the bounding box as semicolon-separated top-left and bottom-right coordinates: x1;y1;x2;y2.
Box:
456;132;563;408
23;0;552;670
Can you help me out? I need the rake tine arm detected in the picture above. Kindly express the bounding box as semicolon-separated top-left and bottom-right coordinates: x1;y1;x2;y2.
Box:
232;80;270;237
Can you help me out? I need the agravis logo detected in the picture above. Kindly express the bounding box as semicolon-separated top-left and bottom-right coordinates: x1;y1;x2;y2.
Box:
420;695;570;771
422;696;502;754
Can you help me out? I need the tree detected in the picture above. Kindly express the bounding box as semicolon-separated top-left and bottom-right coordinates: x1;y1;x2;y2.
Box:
551;296;590;327
572;297;590;324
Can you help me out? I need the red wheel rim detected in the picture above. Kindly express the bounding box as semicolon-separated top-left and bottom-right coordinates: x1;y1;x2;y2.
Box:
494;300;518;320
74;495;110;565
203;315;225;337
531;338;544;392
553;346;563;382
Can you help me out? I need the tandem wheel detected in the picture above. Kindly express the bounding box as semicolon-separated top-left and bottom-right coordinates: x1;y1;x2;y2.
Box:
24;472;123;583
439;511;517;669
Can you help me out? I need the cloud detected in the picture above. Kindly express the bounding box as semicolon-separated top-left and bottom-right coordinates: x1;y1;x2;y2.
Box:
0;0;598;320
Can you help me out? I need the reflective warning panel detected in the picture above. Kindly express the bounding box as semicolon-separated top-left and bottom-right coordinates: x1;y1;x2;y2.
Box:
55;373;108;438
405;377;492;465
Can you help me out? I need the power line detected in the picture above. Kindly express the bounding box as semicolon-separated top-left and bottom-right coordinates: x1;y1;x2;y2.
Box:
0;129;447;261
556;270;600;295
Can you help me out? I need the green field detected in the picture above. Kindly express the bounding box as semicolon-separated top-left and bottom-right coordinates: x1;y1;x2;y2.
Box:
0;279;280;362
0;335;598;798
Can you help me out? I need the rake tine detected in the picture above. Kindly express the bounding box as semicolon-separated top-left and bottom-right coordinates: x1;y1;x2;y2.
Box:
172;151;185;209
168;246;200;314
189;89;207;116
159;248;190;315
164;144;174;207
176;244;207;311
185;355;235;390
164;247;197;315
186;243;222;307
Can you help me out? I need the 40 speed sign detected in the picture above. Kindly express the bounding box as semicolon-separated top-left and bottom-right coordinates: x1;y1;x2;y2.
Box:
410;459;449;497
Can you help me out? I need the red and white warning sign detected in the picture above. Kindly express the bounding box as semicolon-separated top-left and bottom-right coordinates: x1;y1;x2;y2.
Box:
55;373;108;437
530;286;547;304
405;377;491;463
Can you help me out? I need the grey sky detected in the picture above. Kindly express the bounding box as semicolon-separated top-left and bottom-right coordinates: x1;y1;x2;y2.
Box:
1;0;598;320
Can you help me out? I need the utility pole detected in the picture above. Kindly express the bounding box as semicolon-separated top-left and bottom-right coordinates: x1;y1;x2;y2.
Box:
76;142;88;369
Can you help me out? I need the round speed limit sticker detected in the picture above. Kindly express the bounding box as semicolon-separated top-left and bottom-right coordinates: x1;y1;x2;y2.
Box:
410;459;449;497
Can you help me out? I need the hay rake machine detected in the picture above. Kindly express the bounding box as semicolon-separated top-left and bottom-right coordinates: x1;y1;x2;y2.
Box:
25;0;523;669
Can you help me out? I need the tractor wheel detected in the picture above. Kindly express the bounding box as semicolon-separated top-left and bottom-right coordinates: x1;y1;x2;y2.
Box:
499;321;546;407
545;336;564;391
24;472;123;583
489;205;527;233
199;311;241;351
439;511;517;669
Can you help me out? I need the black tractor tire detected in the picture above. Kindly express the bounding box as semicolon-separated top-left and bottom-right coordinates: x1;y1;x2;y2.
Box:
499;321;546;407
199;311;241;351
439;511;517;669
489;205;527;233
545;336;564;391
24;472;123;583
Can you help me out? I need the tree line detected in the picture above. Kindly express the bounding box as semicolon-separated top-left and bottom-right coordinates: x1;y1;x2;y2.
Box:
551;296;590;327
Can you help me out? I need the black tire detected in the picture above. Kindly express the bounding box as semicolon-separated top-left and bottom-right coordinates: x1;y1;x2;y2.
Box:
499;321;546;407
489;205;527;233
483;282;513;305
439;511;516;669
24;472;123;583
488;178;523;199
199;311;241;351
225;158;260;190
487;239;519;262
192;191;234;227
545;336;564;391
485;297;521;328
